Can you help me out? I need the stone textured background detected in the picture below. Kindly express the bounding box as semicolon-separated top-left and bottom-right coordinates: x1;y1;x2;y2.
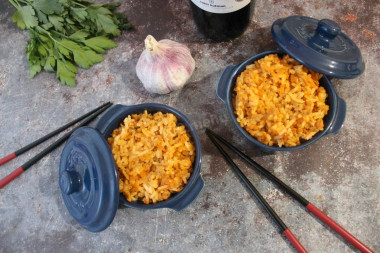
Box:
0;0;379;252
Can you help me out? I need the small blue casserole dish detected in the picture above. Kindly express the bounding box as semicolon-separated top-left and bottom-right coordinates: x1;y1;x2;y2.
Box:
216;16;364;151
59;103;203;232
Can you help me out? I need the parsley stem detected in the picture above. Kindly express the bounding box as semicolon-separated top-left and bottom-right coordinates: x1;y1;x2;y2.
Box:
33;32;51;53
36;27;74;55
34;27;60;46
72;1;87;8
17;0;30;5
8;0;21;9
36;26;70;41
50;30;69;39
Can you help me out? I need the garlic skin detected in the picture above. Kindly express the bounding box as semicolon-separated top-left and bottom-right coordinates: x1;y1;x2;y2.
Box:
136;35;195;94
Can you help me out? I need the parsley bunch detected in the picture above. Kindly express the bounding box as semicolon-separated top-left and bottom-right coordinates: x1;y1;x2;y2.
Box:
9;0;132;86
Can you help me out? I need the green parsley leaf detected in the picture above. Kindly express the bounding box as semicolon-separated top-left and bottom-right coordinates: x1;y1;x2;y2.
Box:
65;61;79;74
97;13;120;36
29;61;42;78
69;30;90;41
59;0;69;7
33;0;64;15
90;6;112;15
38;33;50;42
37;45;48;56
44;56;56;72
48;15;64;32
65;17;75;24
83;36;116;53
73;48;103;69
75;0;92;3
102;3;120;11
12;11;26;29
26;39;45;78
87;7;120;35
71;7;88;21
10;0;132;86
60;39;82;50
15;6;39;29
57;59;77;86
57;44;71;58
35;9;49;24
41;23;53;30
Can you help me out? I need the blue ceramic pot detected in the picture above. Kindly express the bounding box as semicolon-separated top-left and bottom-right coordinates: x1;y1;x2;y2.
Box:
216;50;346;151
59;103;203;232
95;103;204;210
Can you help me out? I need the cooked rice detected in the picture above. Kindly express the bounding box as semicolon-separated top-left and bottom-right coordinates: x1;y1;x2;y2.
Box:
107;111;195;204
233;54;329;147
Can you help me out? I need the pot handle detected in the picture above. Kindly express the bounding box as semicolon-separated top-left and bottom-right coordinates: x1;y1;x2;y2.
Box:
94;104;127;135
326;96;346;135
216;65;235;102
168;175;204;211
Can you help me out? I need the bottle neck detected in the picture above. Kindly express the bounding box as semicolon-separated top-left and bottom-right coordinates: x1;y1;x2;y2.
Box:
190;0;250;14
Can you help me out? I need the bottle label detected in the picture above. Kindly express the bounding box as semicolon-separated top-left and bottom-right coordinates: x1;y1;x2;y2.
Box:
191;0;250;14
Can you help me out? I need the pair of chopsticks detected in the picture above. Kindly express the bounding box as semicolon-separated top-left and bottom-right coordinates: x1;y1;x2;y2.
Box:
0;102;113;189
205;129;374;253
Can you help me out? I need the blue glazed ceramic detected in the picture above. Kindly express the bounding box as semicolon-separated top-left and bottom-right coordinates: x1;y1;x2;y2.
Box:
59;127;119;232
59;103;203;232
95;104;204;211
216;50;347;152
216;16;364;152
271;16;365;79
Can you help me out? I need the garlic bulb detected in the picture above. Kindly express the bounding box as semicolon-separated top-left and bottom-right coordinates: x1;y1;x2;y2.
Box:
136;35;195;94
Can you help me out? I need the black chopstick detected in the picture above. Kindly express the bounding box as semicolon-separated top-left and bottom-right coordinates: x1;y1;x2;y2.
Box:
206;131;307;253
206;128;309;206
0;101;111;167
206;128;374;253
0;102;112;189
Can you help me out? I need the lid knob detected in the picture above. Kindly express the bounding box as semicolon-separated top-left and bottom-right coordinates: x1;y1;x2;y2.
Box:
316;19;341;39
271;16;365;78
60;170;82;195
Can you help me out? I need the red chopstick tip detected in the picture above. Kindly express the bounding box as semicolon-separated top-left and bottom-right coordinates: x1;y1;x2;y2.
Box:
306;203;374;253
0;153;17;166
0;167;24;189
283;228;308;253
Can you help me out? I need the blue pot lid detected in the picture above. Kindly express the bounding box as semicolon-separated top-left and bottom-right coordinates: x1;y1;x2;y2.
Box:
59;127;119;232
271;16;365;79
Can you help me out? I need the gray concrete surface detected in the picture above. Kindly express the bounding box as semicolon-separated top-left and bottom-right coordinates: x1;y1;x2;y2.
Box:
0;0;379;252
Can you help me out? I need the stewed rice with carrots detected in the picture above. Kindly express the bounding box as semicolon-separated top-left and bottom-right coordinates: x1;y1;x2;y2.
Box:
233;54;329;147
107;111;195;204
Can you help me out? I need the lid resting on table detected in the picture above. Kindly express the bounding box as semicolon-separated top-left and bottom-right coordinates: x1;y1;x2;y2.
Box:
59;127;119;232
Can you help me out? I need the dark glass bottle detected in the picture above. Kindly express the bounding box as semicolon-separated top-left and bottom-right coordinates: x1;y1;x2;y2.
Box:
190;0;251;42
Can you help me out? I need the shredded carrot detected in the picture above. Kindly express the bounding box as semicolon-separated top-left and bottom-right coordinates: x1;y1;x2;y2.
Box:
234;54;329;147
108;111;195;204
